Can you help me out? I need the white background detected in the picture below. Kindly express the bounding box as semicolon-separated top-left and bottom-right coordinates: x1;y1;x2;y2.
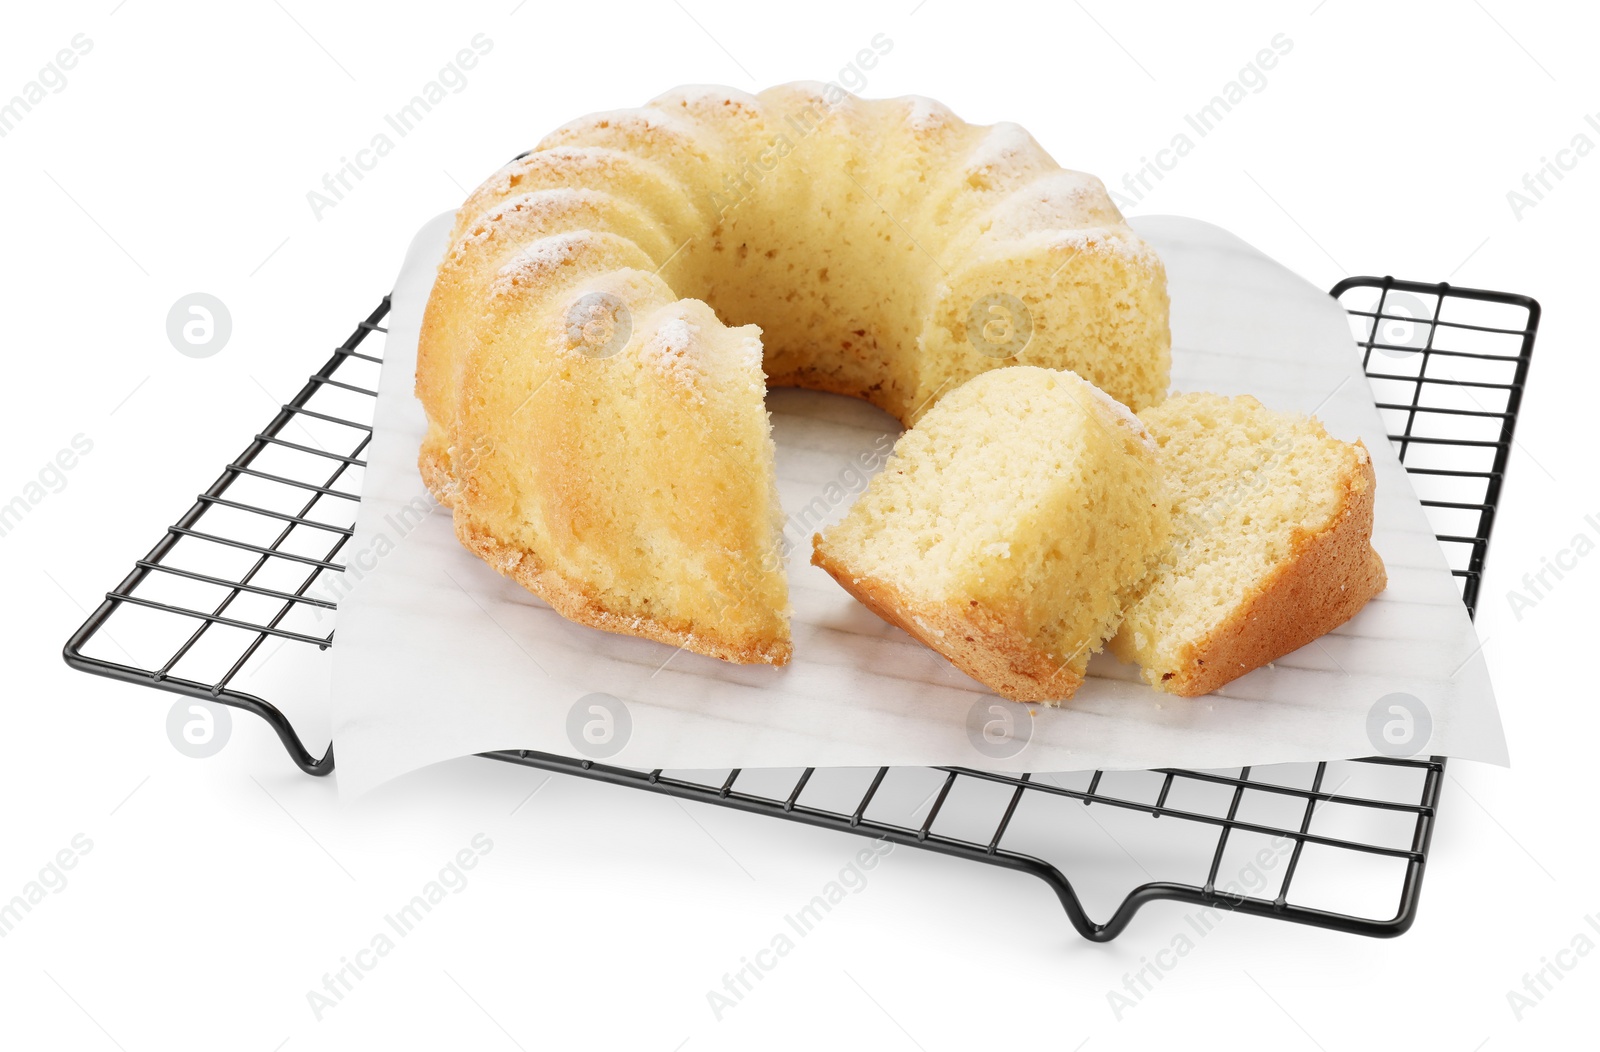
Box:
2;0;1596;1048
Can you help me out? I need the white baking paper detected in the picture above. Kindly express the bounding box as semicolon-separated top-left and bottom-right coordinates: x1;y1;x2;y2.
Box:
328;211;1509;797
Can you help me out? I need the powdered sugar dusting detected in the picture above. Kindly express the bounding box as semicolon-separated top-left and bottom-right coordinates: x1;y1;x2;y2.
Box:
736;335;762;371
490;230;595;291
485;188;591;226
1080;377;1156;449
967;122;1038;171
641;311;706;395
1026;226;1162;268
516;145;619;171
969;223;1158;267
453;189;596;261
904;96;954;132
654;84;759;111
545;107;697;149
989;170;1120;231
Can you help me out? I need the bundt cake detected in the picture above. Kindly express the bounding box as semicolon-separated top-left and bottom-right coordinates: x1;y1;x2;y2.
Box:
812;367;1171;703
417;83;1172;665
1108;393;1388;696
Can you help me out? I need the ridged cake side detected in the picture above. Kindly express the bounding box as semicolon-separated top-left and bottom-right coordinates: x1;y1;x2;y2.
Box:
416;188;678;502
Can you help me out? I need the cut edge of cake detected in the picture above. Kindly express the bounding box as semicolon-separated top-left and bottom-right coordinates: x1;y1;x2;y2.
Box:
1122;442;1386;696
1108;392;1389;697
809;547;1087;702
810;366;1170;703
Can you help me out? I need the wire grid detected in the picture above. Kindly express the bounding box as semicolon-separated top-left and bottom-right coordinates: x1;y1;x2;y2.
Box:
63;298;390;773
1333;276;1537;616
63;278;1535;940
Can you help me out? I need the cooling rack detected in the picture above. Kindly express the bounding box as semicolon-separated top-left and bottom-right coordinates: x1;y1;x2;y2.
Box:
62;276;1536;941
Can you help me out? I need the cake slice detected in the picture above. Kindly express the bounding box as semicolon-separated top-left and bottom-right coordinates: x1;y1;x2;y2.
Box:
1109;393;1387;696
812;367;1170;702
453;249;791;665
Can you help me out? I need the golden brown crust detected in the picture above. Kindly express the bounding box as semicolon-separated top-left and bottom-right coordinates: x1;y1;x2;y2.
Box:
1155;443;1387;697
456;513;792;667
811;539;1084;703
418;442;455;509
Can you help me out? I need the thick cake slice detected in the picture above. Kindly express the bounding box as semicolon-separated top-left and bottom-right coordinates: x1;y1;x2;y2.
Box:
1109;393;1387;696
812;367;1170;702
454;249;791;665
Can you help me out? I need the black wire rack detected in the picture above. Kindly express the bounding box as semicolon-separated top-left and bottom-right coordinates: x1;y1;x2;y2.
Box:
63;276;1536;941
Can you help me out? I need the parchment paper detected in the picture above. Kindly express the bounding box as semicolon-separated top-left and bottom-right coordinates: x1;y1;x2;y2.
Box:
328;211;1508;797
